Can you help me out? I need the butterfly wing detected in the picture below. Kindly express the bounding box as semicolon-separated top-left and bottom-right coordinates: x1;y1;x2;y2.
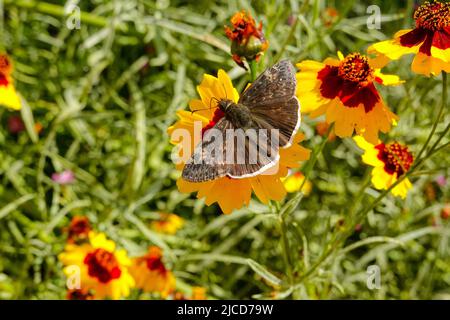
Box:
182;118;279;182
239;59;300;148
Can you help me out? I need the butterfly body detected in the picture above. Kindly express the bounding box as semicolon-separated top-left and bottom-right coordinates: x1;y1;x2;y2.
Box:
218;99;253;129
182;60;300;183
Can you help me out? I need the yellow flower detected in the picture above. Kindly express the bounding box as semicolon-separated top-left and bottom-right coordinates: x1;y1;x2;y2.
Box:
354;137;414;199
282;172;312;195
368;1;450;76
58;232;135;300
296;52;401;144
0;54;21;110
151;213;184;235
129;246;176;298
167;70;310;214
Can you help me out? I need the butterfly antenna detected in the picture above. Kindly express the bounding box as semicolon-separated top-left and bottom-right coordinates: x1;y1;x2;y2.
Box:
191;97;219;115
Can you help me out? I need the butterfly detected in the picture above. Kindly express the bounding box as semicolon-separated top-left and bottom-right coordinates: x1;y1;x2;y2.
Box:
182;59;301;182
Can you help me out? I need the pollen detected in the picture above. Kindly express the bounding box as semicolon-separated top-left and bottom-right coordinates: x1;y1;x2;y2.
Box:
338;53;374;85
414;1;450;31
376;142;413;176
84;248;122;283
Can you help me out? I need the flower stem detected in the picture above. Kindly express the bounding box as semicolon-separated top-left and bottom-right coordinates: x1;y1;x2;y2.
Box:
280;123;334;219
249;59;258;82
415;72;447;162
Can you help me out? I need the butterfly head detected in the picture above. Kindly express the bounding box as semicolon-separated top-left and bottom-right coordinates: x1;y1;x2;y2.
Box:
217;99;235;113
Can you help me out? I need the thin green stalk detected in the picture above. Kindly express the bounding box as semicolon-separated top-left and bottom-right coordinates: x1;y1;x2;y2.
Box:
279;123;334;218
249;59;258;82
415;72;447;162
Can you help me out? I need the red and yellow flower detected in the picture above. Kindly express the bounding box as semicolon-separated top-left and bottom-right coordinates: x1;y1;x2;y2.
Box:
369;1;450;76
151;213;184;235
354;137;414;199
297;52;401;144
225;10;269;69
129;246;176;298
0;54;21;110
59;232;134;300
168;70;310;214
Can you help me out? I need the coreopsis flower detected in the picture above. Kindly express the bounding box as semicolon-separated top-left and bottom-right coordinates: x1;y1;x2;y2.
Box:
354;137;414;199
66;216;91;244
441;205;450;220
151;213;184;235
225;10;269;69
58;232;135;300
297;52;401;144
129;246;176;298
52;170;75;185
167;70;310;214
282;172;312;195
7;115;25;134
0;54;21;110
368;1;450;76
322;7;339;28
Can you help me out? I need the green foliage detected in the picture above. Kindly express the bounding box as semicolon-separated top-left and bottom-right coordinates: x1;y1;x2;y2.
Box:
0;0;449;300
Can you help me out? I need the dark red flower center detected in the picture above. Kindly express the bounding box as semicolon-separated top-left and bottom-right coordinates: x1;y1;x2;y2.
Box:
414;1;450;31
146;255;167;275
318;53;380;113
84;248;121;283
0;72;8;87
338;53;374;85
375;142;413;176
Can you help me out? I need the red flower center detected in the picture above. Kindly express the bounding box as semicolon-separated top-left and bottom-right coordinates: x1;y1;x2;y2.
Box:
0;72;9;87
318;53;380;113
376;142;413;176
146;254;167;275
84;248;121;283
338;53;374;85
67;289;94;300
414;1;450;31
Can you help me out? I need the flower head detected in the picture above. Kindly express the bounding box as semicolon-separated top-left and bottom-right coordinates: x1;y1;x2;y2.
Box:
168;70;310;214
66;216;91;244
225;10;269;69
354;137;414;198
129;246;176;298
297;52;401;144
58;232;134;300
0;54;21;110
369;1;450;76
151;213;184;235
52;170;75;185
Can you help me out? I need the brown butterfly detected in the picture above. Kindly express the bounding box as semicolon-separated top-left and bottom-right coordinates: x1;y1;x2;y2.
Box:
182;60;300;182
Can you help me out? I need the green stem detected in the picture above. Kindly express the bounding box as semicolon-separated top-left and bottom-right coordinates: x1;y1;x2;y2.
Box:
279;123;334;218
415;72;447;162
249;59;258;82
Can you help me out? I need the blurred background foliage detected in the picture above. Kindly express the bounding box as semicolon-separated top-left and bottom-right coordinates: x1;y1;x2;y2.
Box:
0;0;449;299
